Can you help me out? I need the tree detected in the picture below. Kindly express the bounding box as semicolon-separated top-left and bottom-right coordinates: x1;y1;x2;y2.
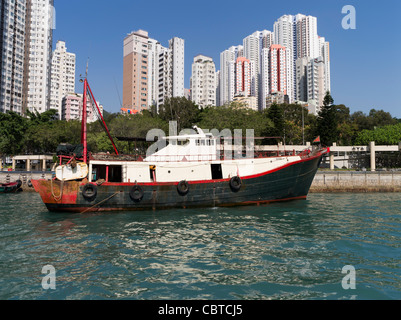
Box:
198;102;273;140
262;103;284;144
316;92;338;146
368;109;397;128
0;112;28;155
157;97;201;131
323;90;334;107
355;123;401;145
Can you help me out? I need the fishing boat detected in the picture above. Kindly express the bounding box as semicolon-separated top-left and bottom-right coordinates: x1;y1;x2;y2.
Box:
0;181;22;193
32;78;329;213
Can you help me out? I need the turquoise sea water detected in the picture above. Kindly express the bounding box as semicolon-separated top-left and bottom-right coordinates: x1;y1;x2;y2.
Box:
0;192;400;300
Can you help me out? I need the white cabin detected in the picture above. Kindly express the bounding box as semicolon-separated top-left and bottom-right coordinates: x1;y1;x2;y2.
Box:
144;126;218;162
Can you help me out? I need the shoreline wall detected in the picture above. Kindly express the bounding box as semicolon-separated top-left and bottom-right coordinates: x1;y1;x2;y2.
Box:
311;171;401;192
0;171;53;192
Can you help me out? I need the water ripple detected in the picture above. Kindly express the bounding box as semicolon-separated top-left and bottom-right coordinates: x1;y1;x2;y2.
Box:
0;192;400;299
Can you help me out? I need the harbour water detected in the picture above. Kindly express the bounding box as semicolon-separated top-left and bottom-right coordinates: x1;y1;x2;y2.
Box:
0;191;400;300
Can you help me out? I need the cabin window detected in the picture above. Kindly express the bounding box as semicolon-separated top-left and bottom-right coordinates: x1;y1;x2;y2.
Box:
108;165;123;183
201;140;206;146
211;164;223;180
92;165;122;183
177;139;189;146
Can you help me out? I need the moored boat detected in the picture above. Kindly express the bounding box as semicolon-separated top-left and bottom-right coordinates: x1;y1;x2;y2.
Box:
31;78;329;213
0;181;22;194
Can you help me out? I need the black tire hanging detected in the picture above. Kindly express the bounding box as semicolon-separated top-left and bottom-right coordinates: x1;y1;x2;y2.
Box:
82;183;97;201
177;180;189;196
229;176;242;192
129;185;144;202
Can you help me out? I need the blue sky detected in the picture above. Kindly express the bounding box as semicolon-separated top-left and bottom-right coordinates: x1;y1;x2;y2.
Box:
53;0;401;118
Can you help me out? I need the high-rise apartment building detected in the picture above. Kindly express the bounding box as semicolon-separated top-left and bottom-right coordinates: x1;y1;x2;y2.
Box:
296;15;319;60
268;45;287;95
307;57;325;110
123;30;150;112
49;41;76;118
235;57;251;97
61;93;103;123
147;38;165;108
319;36;331;94
243;33;259;100
0;0;54;115
255;30;274;52
295;56;326;114
0;0;27;114
169;37;185;98
295;57;309;103
260;45;287;110
190;55;216;108
123;30;185;112
219;45;242;106
273;14;296;103
23;0;54;114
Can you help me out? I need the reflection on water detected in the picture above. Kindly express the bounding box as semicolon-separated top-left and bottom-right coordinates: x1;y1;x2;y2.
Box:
0;192;400;299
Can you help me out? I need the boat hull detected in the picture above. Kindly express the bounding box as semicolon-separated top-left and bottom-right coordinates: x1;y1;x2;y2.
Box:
0;182;20;194
32;153;324;213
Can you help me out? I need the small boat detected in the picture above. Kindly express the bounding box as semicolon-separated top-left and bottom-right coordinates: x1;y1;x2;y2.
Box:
32;78;329;213
0;181;22;193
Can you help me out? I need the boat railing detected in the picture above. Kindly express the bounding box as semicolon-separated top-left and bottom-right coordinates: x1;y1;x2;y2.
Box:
86;147;317;163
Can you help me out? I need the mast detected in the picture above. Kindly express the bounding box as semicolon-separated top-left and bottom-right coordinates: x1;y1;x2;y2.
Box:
86;82;119;155
81;78;88;163
80;62;119;162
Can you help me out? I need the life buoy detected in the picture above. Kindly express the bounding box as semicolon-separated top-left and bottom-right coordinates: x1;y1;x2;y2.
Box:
177;180;189;196
129;185;144;202
229;176;242;192
82;183;97;201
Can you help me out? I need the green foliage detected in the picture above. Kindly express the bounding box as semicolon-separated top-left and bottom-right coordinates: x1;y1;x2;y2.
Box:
198;102;273;140
157;97;201;132
0;112;29;155
264;103;284;139
355;123;401;145
316;105;338;146
24;120;81;154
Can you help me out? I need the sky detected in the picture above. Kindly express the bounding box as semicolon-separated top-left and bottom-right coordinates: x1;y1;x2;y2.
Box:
53;0;401;118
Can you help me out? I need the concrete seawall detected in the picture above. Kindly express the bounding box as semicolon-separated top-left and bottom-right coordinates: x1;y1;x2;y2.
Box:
0;171;53;192
2;170;401;193
311;171;401;192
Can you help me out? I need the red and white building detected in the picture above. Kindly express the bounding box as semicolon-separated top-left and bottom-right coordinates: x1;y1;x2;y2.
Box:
235;57;252;97
268;45;287;95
